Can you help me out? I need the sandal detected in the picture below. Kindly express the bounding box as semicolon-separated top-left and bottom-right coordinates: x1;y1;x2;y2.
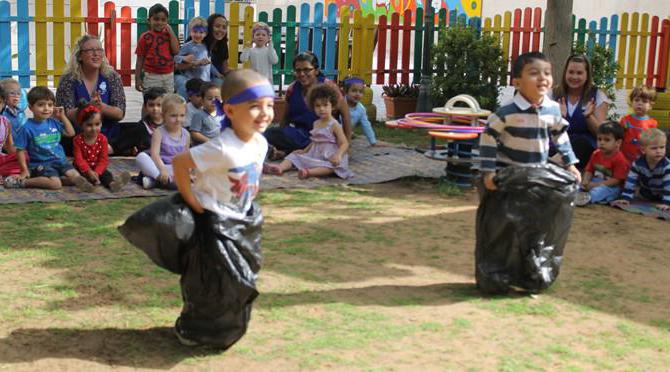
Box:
262;163;283;175
268;146;286;161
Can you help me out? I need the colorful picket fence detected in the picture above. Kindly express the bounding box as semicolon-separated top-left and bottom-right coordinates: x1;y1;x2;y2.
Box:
1;0;669;92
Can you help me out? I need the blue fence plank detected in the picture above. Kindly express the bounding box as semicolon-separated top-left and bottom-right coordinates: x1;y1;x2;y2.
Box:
214;0;225;15
0;1;11;79
449;9;458;26
298;3;310;53
184;0;194;28
199;0;209;18
609;14;619;52
312;2;324;64
323;3;338;80
598;17;608;47
587;20;597;52
17;0;30;87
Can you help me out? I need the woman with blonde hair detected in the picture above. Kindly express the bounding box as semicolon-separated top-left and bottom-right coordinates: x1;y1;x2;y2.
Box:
56;34;126;154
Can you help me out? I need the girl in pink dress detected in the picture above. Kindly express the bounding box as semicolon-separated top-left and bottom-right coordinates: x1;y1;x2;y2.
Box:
265;84;353;179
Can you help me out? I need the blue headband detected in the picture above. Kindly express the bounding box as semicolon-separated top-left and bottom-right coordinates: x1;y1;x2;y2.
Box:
217;84;275;130
344;77;364;87
192;25;207;33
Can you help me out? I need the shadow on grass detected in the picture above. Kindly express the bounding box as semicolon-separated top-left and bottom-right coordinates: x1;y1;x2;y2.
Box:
0;327;221;367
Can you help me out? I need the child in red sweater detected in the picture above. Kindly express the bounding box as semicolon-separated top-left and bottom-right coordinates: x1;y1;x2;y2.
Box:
620;85;658;163
73;103;130;192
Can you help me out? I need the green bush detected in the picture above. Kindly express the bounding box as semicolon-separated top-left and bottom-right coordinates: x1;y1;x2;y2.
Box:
572;43;620;119
430;23;506;111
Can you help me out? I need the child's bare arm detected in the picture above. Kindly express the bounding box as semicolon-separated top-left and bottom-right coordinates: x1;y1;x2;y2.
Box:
4;123;16;154
16;150;29;178
189;131;209;144
135;55;145;92
581;171;593;188
165;26;180;55
149;130;168;176
172;151;204;213
55;107;76;137
333;124;349;157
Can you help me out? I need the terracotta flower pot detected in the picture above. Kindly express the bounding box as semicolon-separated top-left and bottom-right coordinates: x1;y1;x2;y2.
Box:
383;96;417;119
273;97;286;123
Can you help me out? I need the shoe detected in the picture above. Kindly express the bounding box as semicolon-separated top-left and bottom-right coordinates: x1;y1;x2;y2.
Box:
3;176;24;189
109;171;131;192
263;163;283;175
142;176;156;190
73;176;95;192
574;191;591;207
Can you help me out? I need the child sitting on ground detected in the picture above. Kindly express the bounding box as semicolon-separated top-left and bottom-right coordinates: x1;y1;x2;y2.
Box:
620;85;658;163
343;76;378;146
174;17;221;98
239;22;279;84
575;121;629;206
265;84;353;179
613;128;670;211
184;78;204;129
189;82;224;144
4;86;91;190
0;78;27;135
135;94;190;189
0;85;22;179
134;3;179;93
480;52;581;191
72;102;130;192
111;87;166;156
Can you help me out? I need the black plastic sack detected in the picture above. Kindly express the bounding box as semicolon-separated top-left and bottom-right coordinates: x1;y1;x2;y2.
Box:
118;195;263;349
475;164;578;294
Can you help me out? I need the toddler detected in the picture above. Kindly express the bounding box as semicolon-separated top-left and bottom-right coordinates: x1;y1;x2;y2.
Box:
0;85;21;179
239;22;279;84
135;3;179;92
614;128;670;211
0;78;27;135
189;82;224;144
73;102;130;192
620;85;658;163
265;84;353;179
4;86;91;191
343;76;378;146
184;78;204;129
174;17;221;98
575;121;629;206
111;87;166;155
135;93;190;189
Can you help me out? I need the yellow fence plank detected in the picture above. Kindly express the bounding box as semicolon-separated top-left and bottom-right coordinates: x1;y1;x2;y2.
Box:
351;10;362;79
616;12;629;89
243;6;254;69
337;6;350;81
362;13;375;84
35;0;47;86
502;11;511;83
626;12;639;88
54;0;65;85
635;13;649;87
229;3;240;68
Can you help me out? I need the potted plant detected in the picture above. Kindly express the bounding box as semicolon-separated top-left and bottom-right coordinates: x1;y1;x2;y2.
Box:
382;83;420;119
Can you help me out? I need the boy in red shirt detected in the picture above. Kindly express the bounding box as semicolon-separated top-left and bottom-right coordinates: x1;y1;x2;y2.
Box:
620;85;658;163
575;121;629;206
135;4;179;93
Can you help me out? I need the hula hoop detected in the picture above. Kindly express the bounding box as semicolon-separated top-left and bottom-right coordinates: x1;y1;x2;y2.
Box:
428;130;479;140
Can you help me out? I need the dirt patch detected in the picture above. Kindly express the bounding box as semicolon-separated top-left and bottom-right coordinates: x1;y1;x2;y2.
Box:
1;180;669;370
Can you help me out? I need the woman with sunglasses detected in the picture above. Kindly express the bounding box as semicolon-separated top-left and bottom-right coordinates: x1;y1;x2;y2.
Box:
264;52;351;160
56;34;126;154
551;54;611;168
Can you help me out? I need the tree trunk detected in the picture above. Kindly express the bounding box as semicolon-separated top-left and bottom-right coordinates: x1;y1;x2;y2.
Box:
543;0;574;83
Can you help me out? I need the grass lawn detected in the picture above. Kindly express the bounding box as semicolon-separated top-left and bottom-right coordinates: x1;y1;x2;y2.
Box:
1;127;669;370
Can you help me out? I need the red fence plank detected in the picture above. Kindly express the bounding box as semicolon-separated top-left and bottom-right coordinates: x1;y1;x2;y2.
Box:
87;0;99;36
532;7;542;51
120;6;132;85
104;2;116;69
389;12;399;84
647;16;659;87
521;7;531;53
657;19;670;90
376;15;387;84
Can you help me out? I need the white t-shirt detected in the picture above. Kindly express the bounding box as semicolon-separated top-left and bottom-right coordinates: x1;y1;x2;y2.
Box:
190;127;268;218
548;89;611;116
184;102;199;129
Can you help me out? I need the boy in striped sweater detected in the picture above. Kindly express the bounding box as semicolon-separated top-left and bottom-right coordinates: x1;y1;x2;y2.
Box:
480;52;581;192
613;128;670;211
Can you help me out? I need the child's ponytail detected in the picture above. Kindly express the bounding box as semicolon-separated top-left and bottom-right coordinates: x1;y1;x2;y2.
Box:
76;99;101;125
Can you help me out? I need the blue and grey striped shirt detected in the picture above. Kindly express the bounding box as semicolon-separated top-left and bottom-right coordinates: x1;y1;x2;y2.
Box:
479;93;578;173
621;156;670;204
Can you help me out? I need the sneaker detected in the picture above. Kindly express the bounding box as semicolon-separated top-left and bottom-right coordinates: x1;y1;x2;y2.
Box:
3;176;24;189
109;171;131;192
574;191;591;207
142;176;156;190
72;176;95;192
